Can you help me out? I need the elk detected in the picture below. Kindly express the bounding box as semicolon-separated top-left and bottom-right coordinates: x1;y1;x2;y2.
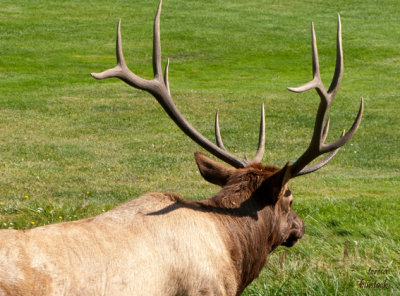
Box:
0;1;363;295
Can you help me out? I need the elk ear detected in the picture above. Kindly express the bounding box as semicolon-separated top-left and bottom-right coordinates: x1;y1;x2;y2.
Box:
259;163;291;204
270;162;291;190
194;152;233;186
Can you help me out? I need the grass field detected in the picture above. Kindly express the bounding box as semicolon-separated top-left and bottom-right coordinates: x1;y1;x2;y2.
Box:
0;0;399;295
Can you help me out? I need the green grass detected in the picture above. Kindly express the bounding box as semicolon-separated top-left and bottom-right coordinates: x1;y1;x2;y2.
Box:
0;0;399;294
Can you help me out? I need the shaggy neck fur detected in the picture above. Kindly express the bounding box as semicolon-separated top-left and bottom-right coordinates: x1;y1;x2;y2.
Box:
199;164;285;294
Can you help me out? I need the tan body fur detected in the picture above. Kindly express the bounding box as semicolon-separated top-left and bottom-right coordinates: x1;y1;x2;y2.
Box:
0;193;237;296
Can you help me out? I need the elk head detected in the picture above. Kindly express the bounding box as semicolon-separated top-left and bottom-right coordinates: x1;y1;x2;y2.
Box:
91;0;363;254
194;151;305;251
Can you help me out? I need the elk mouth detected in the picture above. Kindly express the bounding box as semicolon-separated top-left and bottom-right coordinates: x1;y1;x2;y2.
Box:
281;236;299;247
282;229;304;247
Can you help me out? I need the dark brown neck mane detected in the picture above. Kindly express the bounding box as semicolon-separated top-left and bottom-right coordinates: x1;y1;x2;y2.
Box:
200;164;284;293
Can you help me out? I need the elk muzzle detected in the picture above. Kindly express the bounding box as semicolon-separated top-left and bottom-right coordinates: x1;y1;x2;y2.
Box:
282;214;305;247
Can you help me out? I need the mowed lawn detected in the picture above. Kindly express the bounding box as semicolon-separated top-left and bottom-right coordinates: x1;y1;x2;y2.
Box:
0;0;399;295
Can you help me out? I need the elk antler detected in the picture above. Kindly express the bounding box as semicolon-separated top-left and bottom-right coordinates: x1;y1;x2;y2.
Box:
91;0;265;168
287;15;363;177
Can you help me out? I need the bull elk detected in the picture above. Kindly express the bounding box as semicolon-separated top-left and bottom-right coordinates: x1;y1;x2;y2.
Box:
0;1;363;295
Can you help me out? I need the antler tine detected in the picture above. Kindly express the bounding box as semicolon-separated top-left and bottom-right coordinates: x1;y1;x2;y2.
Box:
91;19;150;91
322;98;364;152
287;16;363;178
296;129;343;176
327;14;343;97
287;22;323;94
296;149;339;176
164;58;170;95
215;111;227;151
250;103;265;163
153;0;163;78
321;117;330;143
92;0;276;169
116;19;126;66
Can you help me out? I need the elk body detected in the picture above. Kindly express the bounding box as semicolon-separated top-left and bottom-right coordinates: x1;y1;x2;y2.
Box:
0;159;301;296
0;1;363;295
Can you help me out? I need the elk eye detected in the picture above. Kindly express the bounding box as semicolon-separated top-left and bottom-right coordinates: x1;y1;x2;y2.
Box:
284;189;291;197
290;200;293;207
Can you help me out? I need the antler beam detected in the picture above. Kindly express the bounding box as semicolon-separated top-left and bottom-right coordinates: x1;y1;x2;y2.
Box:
91;0;265;168
288;15;364;177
